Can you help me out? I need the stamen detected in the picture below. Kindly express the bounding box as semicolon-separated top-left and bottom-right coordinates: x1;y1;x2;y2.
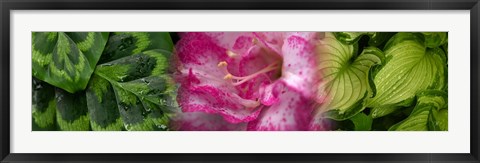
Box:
226;50;238;58
244;100;261;108
218;60;280;87
223;74;233;80
217;61;228;67
252;38;258;44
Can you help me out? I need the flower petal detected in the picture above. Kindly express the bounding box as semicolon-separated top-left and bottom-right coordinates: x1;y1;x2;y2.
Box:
177;84;262;123
308;117;334;131
247;81;315;131
175;32;265;123
258;81;282;106
203;32;256;56
281;33;323;101
253;32;285;55
171;112;247;131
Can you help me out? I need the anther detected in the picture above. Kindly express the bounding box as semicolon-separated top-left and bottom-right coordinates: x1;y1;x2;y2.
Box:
252;38;258;44
224;74;233;80
226;50;237;58
217;61;228;67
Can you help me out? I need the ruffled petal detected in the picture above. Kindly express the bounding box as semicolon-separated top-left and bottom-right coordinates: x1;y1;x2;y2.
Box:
175;32;266;123
247;81;315;131
308;117;333;131
280;33;323;101
252;32;285;55
258;81;282;106
171;112;247;131
177;84;262;123
203;32;256;56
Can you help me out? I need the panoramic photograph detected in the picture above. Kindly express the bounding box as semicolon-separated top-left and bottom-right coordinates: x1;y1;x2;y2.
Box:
32;32;448;131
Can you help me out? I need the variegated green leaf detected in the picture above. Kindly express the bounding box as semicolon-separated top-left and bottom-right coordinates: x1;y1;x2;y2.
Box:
32;78;57;130
32;32;109;93
389;90;447;131
55;88;91;131
370;96;415;118
333;32;395;46
428;108;448;131
422;32;448;48
316;33;383;120
366;33;447;118
86;32;176;131
98;32;173;64
85;75;124;131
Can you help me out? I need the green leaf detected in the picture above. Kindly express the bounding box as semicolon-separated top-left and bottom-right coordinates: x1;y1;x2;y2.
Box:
317;33;383;119
422;32;448;48
333;32;395;46
349;112;373;131
370;96;415;118
55;88;91;131
428;108;448;131
389;90;447;131
32;78;57;130
86;32;177;131
366;33;447;117
99;32;173;64
32;32;109;93
85;75;125;131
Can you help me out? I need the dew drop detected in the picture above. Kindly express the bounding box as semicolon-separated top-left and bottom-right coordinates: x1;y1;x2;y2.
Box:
145;107;151;112
124;124;132;131
158;124;167;129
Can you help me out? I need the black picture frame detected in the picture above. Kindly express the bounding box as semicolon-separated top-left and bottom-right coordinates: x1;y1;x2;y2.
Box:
1;0;479;162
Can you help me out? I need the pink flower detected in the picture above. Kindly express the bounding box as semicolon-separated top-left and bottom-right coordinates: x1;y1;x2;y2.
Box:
171;32;329;131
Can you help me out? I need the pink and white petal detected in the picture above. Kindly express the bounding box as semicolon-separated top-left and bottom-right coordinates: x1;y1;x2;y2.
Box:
285;32;320;40
308;117;333;131
175;32;264;123
203;32;256;56
280;34;322;101
258;81;283;106
252;32;285;55
177;83;262;123
175;32;230;67
227;46;281;99
171;112;247;131
175;33;233;92
247;82;315;131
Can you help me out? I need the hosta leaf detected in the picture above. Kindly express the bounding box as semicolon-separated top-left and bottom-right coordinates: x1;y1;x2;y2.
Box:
349;112;373;131
32;32;109;93
422;32;448;48
389;90;447;131
428;108;448;131
333;32;395;46
370;96;415;118
32;78;56;130
366;33;447;117
86;32;176;131
55;88;91;131
316;33;383;120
